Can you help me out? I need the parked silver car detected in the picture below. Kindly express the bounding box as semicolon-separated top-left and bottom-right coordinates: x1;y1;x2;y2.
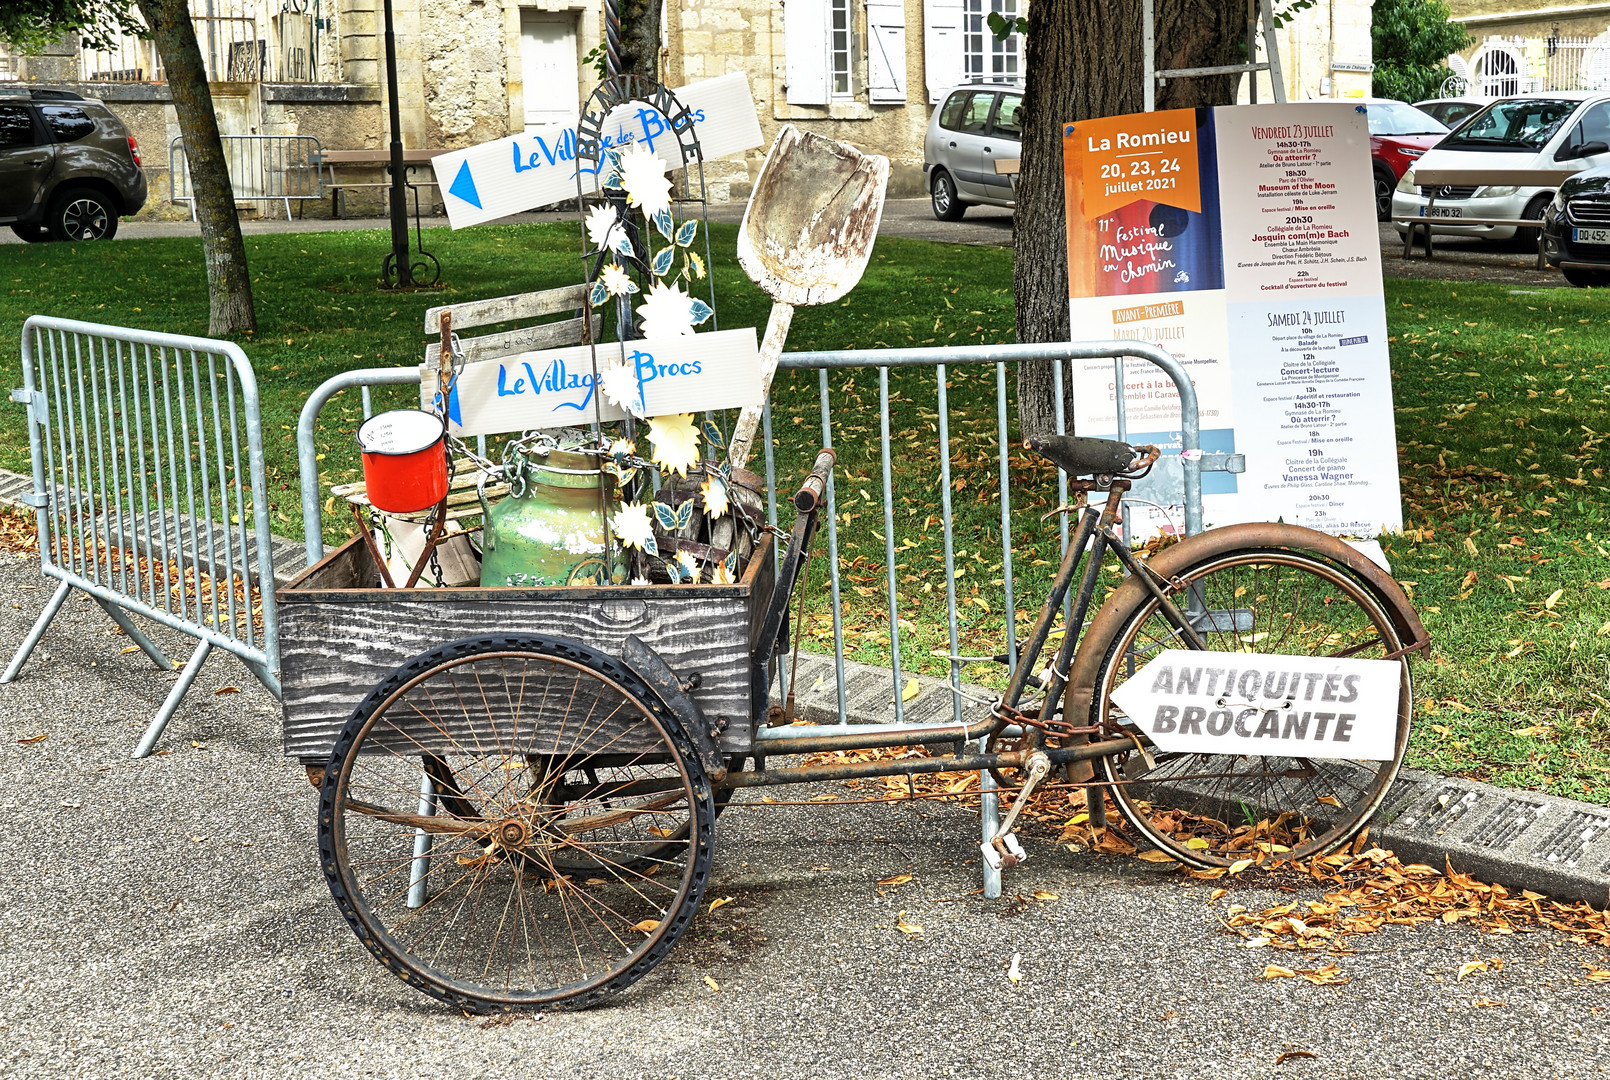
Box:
923;83;1023;221
0;87;146;242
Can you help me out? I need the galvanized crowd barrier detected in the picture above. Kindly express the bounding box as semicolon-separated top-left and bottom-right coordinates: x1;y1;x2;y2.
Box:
4;317;281;757
169;134;326;222
293;339;1232;898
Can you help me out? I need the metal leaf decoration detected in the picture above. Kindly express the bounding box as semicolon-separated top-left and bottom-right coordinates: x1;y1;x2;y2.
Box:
684;250;706;280
611;231;635;260
653;502;680;531
701;420;726;452
725;550;739;577
675;219;698;247
589;278;610;307
653;206;676;242
673;499;695;530
689;297;714;326
651;246;676;277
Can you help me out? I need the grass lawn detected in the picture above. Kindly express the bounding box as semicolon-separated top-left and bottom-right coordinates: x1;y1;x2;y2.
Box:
1;224;1608;803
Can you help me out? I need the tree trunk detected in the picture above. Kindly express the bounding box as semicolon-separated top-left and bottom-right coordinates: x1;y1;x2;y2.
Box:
617;0;661;81
1014;0;1246;438
136;0;256;335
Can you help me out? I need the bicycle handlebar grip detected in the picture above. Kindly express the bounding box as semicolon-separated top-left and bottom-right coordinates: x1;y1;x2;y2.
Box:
794;449;837;512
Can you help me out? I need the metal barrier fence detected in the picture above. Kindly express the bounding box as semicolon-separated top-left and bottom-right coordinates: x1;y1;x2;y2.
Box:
170;135;325;222
3;317;280;758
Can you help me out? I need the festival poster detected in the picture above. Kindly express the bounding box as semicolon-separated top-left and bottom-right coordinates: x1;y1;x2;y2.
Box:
1063;102;1402;539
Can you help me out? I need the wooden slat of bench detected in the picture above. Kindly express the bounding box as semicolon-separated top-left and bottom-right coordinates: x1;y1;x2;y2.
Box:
423;284;591;334
423;315;602;365
320;149;446;164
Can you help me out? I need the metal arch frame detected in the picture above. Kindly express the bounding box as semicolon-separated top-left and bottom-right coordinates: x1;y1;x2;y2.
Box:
4;316;281;758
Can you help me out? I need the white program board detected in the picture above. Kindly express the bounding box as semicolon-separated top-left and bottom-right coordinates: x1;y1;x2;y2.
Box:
1062;103;1402;540
431;73;764;229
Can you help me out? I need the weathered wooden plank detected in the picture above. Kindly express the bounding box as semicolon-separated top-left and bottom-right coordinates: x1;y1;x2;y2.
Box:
423;284;589;334
422;316;600;366
280;537;378;592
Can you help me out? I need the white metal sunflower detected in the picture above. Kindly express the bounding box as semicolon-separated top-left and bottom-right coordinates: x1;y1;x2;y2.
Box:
676;549;700;583
611;502;656;551
636;280;696;338
599;361;646;418
617;142;672;219
600;262;637;297
646;413;701;478
585;203;625;254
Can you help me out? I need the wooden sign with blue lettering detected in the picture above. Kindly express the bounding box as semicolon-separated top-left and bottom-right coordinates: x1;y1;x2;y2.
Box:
420;328;762;438
429;72;763;230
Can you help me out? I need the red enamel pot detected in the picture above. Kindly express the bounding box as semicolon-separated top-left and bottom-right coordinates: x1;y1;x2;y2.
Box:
356;409;448;514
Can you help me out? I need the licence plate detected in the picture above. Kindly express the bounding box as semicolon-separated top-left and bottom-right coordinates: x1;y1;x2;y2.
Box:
1420;206;1463;219
1574;227;1610;245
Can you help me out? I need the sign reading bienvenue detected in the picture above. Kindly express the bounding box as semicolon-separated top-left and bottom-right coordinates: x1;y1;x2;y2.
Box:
1107;649;1401;761
430;72;764;229
421;328;763;438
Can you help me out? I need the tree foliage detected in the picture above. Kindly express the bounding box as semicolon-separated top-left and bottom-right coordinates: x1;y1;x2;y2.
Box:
0;0;142;55
1371;0;1470;102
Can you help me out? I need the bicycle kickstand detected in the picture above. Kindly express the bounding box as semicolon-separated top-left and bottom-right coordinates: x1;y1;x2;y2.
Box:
982;750;1051;872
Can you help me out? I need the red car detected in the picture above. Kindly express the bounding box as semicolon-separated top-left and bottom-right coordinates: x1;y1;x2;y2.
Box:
1366;97;1449;221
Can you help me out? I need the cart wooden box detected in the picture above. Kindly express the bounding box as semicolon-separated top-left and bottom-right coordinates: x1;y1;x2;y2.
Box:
276;533;775;761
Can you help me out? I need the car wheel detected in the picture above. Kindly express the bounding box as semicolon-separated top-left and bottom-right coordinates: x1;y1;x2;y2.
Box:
1373;168;1395;222
1512;194;1550;253
1562;266;1610;288
931;171;967;222
9;223;52;243
47;188;119;242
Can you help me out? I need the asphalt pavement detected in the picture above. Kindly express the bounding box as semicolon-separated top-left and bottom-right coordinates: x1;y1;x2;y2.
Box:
0;550;1607;1080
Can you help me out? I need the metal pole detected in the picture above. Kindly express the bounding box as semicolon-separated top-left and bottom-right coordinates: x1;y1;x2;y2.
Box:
382;0;411;287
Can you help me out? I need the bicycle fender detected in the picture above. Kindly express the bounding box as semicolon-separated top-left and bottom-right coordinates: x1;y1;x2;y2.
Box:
1064;522;1430;726
621;635;728;782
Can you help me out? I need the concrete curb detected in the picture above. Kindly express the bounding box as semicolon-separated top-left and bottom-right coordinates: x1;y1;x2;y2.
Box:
3;465;1606;906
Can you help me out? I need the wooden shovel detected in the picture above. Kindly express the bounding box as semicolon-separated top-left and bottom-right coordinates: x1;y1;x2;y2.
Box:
726;125;889;470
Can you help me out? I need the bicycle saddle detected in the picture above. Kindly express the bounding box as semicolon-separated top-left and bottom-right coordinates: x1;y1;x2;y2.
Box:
1026;434;1137;477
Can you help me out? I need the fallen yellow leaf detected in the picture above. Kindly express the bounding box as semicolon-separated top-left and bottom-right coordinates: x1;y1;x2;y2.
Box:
900;678;921;702
1029;890;1059;902
1263;965;1296;979
877;873;913;887
16;733;47;745
213;686;240;695
1457;959;1488;980
630;919;660;934
703;975;720;993
1510;725;1548;738
708;896;734;914
1464;537;1479;557
1185;836;1210;850
1137;850;1177;864
1544;589;1563;610
1228;859;1255;875
1317;795;1343;808
895;911;923;934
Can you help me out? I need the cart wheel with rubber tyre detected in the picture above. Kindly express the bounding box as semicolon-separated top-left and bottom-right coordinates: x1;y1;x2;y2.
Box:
317;632;716;1013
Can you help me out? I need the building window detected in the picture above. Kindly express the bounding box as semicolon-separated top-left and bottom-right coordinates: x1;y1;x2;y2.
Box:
830;0;853;97
963;0;1019;83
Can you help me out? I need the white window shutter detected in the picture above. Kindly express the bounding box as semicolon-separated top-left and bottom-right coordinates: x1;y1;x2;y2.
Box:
786;0;831;106
866;0;908;104
923;0;964;104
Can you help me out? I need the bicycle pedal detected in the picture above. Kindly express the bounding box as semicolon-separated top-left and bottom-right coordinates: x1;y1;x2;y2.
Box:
981;831;1027;871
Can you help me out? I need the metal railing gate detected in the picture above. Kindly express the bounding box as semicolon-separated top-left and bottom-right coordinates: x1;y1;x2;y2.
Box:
294;340;1239;898
3;317;281;757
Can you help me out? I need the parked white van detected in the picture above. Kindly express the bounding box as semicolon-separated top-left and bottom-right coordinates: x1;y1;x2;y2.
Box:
1391;92;1610;246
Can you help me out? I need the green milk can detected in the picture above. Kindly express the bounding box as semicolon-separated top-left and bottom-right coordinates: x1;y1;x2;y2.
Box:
479;448;611;587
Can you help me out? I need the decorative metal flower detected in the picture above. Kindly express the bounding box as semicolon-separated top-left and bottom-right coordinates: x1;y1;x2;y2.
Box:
616;142;672;219
599;361;646;418
611;502;658;554
586;203;627;256
711;561;736;586
699;474;729;518
646;413;701;478
637;281;698;338
676;549;700;584
600;262;638;297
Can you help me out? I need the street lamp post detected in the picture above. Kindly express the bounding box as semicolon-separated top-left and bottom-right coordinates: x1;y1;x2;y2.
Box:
382;0;412;287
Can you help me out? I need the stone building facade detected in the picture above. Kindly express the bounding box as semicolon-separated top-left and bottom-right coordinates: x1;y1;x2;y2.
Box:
8;0;1376;219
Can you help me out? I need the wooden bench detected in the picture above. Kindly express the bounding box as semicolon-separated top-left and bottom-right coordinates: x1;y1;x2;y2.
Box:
1393;166;1584;268
318;148;449;218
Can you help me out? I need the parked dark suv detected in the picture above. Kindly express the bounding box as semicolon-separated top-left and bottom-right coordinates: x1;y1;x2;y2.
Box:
1541;163;1610;287
0;88;146;242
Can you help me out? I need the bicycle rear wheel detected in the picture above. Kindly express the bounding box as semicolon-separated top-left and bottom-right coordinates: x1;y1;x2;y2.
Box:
1088;545;1413;867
